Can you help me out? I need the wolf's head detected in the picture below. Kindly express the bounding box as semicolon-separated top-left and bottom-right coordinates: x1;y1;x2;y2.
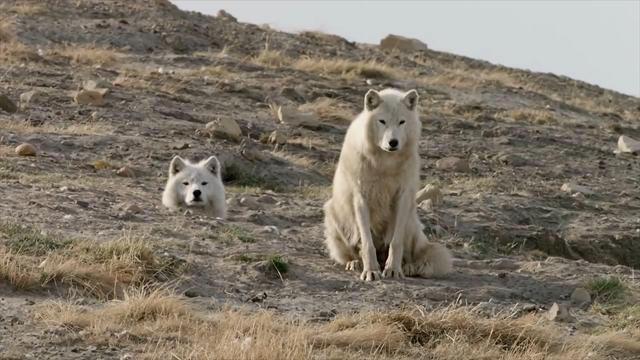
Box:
166;156;223;208
363;88;420;153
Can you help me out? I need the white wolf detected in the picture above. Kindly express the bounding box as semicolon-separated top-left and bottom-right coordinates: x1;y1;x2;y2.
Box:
162;156;226;218
324;88;452;281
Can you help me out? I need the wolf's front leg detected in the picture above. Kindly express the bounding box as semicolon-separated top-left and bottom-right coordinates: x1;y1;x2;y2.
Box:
353;193;381;281
383;189;412;279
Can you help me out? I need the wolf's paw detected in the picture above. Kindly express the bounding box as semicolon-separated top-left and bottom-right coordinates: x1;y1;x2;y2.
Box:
360;270;382;281
345;260;362;272
382;266;405;279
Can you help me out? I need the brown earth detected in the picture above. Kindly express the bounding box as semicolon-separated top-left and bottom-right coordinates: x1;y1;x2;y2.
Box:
1;0;640;359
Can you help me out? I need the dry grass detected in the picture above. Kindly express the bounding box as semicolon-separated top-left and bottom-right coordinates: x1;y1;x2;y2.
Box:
253;49;291;68
497;108;558;125
0;16;15;42
0;119;112;135
0;3;47;16
0;226;169;299
33;292;640;360
55;45;122;66
298;97;356;125
0;41;42;63
294;57;405;80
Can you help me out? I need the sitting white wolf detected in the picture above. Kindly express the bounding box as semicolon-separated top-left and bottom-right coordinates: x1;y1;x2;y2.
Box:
324;88;452;281
162;156;226;218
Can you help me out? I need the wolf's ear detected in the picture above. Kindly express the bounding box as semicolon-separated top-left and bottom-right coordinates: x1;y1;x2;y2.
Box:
169;156;186;176
201;156;221;177
364;89;382;111
403;89;419;111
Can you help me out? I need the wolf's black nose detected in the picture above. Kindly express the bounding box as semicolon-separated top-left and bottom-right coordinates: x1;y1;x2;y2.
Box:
389;139;398;148
193;190;202;198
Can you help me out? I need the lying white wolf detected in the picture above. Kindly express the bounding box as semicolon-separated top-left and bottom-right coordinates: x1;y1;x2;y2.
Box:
324;88;452;281
162;156;226;218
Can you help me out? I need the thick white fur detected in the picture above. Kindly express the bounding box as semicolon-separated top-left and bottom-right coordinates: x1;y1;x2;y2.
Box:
162;156;226;218
324;88;453;281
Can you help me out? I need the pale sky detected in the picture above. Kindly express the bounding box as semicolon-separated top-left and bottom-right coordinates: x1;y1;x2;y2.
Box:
171;1;640;96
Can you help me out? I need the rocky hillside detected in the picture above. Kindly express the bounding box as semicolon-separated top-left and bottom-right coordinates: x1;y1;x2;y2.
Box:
1;0;639;359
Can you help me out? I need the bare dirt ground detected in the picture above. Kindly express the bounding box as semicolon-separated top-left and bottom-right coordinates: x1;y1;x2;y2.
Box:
1;1;640;359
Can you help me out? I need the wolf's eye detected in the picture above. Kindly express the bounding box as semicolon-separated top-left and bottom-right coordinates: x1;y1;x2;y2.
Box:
182;182;189;186
378;119;386;125
399;120;406;125
201;182;208;186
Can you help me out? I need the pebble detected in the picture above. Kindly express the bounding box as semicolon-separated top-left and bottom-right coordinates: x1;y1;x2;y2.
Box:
116;165;135;177
15;143;37;156
204;118;242;142
435;157;470;172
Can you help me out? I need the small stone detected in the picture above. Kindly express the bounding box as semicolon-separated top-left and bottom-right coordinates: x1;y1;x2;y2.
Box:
497;152;528;166
274;105;321;128
172;143;189;150
379;34;428;52
546;302;574;322
257;195;277;204
570;287;591;308
267;130;287;145
204;118;242;142
616;135;640;154
124;203;142;214
415;184;443;205
74;89;105;106
435;157;470;172
116;166;135;177
561;182;594;196
83;79;112;93
0;94;18;113
259;225;280;235
15;143;37;156
19;90;45;109
239;197;262;210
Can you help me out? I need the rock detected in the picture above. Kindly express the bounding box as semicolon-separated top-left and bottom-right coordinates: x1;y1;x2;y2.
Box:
239;197;262;210
116;166;135;177
267;130;287;145
15;143;37;156
279;87;306;103
74;89;105;106
19;90;45;109
570;287;591;308
0;94;18;113
616;135;640;154
217;9;237;22
415;184;443;206
561;182;594;196
259;225;280;235
435;157;470;172
379;34;428;52
497;152;528;166
83;79;111;95
257;195;277;204
123;203;143;214
546;302;574;322
274;105;321;128
240;139;268;162
204;118;242;142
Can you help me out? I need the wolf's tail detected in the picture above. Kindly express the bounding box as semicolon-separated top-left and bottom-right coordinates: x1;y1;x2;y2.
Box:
404;233;453;277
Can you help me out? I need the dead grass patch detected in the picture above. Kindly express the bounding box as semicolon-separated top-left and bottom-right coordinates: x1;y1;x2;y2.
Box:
0;119;112;135
497;108;558;125
298;97;355;125
253;49;291;68
0;3;47;16
0;226;173;299
294;57;405;80
0;41;42;63
0;17;15;42
34;294;639;360
55;45;122;66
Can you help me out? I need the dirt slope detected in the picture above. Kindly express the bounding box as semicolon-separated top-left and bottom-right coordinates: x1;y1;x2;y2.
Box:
1;0;639;359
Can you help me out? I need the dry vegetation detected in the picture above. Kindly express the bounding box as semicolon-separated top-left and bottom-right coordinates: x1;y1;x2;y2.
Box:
55;45;122;66
299;97;356;125
33;291;640;360
0;224;176;299
0;3;47;16
0;119;112;135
